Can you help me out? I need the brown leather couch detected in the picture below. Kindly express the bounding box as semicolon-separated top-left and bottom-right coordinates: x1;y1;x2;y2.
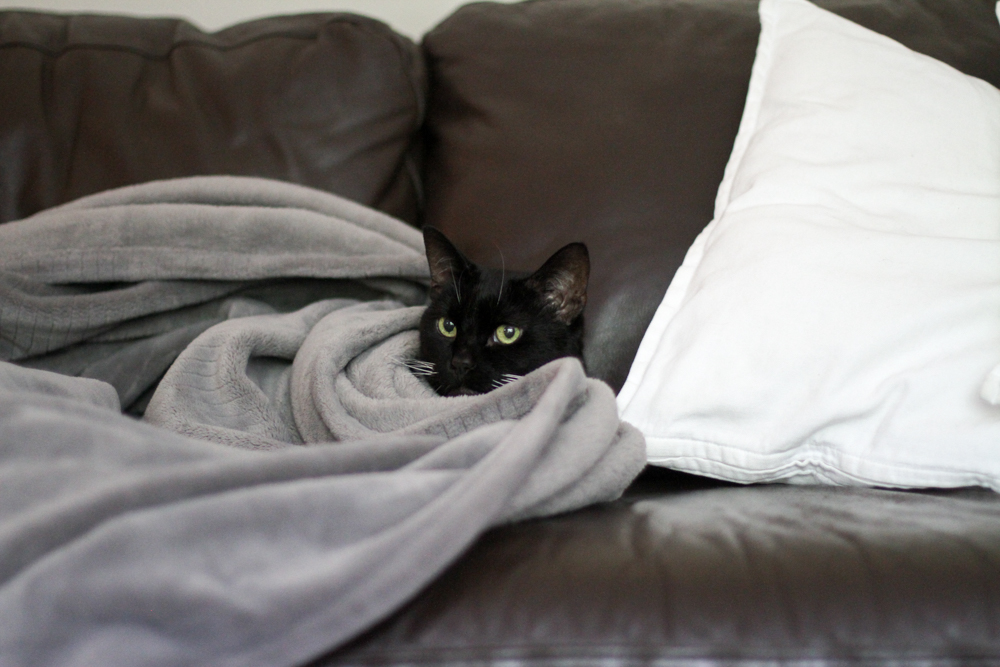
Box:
3;0;1000;663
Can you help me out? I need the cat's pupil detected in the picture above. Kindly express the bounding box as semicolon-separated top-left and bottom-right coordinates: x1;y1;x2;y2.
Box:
437;317;457;338
493;324;523;346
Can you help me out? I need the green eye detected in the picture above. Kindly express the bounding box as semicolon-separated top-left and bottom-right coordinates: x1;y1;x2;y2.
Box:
437;317;457;338
494;324;522;345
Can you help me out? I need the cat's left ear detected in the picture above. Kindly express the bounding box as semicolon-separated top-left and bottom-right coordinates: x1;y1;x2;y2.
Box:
525;242;589;324
422;226;469;293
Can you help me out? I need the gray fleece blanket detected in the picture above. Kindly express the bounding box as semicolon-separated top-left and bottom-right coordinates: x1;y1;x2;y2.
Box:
0;177;645;667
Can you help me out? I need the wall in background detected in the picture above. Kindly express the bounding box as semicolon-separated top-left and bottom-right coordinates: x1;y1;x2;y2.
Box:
0;0;518;38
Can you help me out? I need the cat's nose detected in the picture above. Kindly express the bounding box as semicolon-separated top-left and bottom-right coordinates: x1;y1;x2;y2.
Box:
451;350;473;375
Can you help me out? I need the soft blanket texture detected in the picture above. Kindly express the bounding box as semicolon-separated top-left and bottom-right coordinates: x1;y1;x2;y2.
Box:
0;176;645;667
0;176;430;412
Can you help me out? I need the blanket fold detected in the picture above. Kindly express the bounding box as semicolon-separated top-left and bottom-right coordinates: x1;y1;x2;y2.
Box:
0;176;428;410
0;176;645;667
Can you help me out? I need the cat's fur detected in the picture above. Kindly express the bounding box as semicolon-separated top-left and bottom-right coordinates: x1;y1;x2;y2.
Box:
413;226;589;397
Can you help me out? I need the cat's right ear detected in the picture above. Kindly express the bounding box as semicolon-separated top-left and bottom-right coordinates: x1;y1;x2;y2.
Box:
422;226;468;293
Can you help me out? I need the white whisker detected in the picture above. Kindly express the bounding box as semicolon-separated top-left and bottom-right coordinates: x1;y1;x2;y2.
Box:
493;241;506;306
491;373;522;390
401;358;438;378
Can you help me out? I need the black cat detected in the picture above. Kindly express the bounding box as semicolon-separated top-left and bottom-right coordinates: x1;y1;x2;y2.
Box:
411;226;589;397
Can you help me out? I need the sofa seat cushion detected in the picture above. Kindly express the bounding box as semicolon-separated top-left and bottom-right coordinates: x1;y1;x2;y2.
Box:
0;11;426;224
316;468;1000;665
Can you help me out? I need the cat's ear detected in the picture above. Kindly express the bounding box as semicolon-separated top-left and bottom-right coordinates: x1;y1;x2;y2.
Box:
422;226;469;293
525;242;589;324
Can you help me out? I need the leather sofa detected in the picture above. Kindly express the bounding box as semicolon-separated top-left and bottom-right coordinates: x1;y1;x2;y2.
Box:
2;0;1000;664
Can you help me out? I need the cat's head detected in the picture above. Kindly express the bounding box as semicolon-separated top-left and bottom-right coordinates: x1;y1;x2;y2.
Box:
417;226;589;397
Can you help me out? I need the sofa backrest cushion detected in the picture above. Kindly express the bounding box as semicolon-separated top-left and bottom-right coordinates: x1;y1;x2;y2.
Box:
0;11;426;224
420;0;1000;392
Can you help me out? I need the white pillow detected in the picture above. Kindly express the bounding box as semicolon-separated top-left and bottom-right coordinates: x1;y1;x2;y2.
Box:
617;0;1000;489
